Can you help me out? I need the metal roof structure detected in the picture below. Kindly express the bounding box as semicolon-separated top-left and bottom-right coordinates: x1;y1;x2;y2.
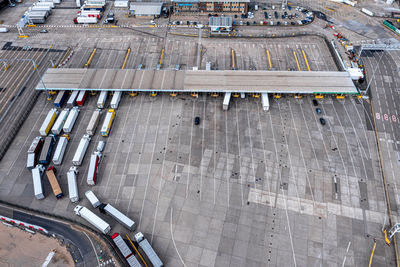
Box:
129;2;163;16
36;68;358;94
209;16;233;27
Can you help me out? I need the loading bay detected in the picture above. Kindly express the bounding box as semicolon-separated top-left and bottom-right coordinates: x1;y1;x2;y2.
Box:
0;32;399;267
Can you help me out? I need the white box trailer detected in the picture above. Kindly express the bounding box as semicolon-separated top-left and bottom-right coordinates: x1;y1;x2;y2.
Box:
75;16;98;24
27;136;44;170
99;203;135;230
67;91;79;107
34;2;55;8
52;134;69;165
223;92;231;111
32;165;45;200
67;166;79;203
361;8;373;16
39;108;58;136
261;93;270;111
78;9;101;18
51;108;70;135
112;233;142;267
110;91;122;109
74;205;111;234
29;6;52;13
85;190;101;208
87;153;100;185
85;0;106;6
63;107;80;133
114;0;129;7
86;109;101;136
134;232;163;267
72;134;91;166
97;91;108;108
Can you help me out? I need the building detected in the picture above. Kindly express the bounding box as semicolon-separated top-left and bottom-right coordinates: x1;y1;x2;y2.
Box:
129;2;163;18
209;16;232;34
172;0;249;14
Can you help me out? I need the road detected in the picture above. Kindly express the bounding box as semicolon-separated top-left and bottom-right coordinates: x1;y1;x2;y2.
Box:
0;204;110;267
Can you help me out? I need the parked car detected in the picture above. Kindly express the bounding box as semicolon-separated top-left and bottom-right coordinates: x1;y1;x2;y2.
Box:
320;118;326;125
316;108;322;114
194;117;200;125
313;99;318;106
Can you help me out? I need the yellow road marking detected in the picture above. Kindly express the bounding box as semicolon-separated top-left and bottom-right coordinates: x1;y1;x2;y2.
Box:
293;51;301;71
302;50;311;71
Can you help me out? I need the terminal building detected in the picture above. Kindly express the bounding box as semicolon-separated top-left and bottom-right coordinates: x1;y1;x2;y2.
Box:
129;2;163;18
172;0;249;14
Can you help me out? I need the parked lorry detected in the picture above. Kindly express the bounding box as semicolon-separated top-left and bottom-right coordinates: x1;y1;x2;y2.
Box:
99;203;135;230
29;6;52;14
67;166;79;203
111;233;141;267
53;90;66;108
39;134;57;165
100;109;115;136
86;109;101;136
34;1;54;8
72;134;91;165
74;205;111;234
110;91;121;109
39;108;58;136
27;136;44;170
85;0;106;6
87;152;101;185
63;106;80;133
52;134;69;165
74;16;98;24
134;232;163;267
85;190;100;208
32;164;46;200
97;91;107;108
51;108;70;135
78;9;101;19
76;90;87;106
67;91;79;107
46;166;64;199
361;8;373;17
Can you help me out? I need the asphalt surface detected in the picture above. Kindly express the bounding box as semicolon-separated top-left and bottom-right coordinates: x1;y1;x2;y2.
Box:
0;204;100;266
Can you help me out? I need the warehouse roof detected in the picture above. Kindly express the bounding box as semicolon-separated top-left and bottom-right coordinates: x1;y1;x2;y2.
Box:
36;68;358;94
129;2;163;15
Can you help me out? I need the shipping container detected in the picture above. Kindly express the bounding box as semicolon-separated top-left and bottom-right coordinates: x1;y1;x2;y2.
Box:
67;166;79;203
74;205;111;234
134;232;163;267
99;203;135;230
100;109;115;136
67;91;79;107
112;233;141;267
53;90;66;108
39;108;58;136
39;134;57;165
76;90;87;106
110;91;122;109
87;152;100;185
86;109;101;136
51;108;70;135
97;91;108;108
63;106;80;133
46;166;64;199
52;134;69;165
32;164;45;200
27;136;44;170
85;190;100;208
72;134;91;166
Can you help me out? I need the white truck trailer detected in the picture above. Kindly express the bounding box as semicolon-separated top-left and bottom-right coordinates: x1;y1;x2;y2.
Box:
74;16;98;24
85;190;101;208
32;164;45;200
63;106;80;133
67;166;79;203
67;91;79;107
99;203;135;230
52;134;69;165
112;233;142;267
51;108;70;135
72;134;91;166
27;136;44;170
110;91;122;109
97;91;108;108
134;232;163;267
86;109;101;136
87;152;101;185
74;205;111;234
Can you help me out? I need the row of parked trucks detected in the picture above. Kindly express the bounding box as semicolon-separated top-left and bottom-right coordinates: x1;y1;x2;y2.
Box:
24;0;60;24
74;190;163;267
54;90;122;110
